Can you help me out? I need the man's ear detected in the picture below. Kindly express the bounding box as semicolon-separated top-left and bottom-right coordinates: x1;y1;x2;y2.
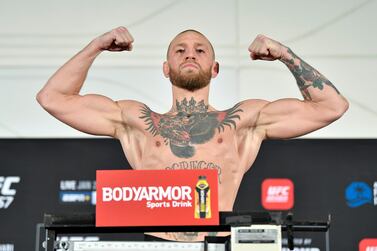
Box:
212;62;219;78
163;61;170;78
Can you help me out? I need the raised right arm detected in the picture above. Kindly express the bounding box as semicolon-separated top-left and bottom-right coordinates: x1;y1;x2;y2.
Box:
36;27;134;137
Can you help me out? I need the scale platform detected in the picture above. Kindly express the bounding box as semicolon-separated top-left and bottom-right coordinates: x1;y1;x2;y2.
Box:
43;212;330;251
53;241;226;251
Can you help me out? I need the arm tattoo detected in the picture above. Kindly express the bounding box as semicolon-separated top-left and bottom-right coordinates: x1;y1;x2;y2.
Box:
281;48;340;100
139;97;243;158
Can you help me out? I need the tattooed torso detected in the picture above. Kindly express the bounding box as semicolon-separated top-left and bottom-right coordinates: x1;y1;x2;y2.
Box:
116;97;266;241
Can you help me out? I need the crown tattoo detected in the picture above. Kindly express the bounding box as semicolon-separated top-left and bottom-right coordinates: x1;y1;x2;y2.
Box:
176;97;208;114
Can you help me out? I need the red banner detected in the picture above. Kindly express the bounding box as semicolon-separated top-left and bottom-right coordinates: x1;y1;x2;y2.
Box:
96;169;219;227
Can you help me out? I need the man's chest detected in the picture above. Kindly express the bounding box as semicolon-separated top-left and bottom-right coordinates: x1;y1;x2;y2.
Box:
141;129;238;161
136;103;243;159
137;133;242;184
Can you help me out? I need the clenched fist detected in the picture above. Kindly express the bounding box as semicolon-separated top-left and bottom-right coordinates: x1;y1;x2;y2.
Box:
248;34;286;61
94;26;134;52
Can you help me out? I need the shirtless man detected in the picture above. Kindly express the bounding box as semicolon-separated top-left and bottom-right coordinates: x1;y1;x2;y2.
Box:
36;27;349;241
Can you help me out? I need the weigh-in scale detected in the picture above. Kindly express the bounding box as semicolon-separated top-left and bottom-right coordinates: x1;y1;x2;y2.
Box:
43;212;330;251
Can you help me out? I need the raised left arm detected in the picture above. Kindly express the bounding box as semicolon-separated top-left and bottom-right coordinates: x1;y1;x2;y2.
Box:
248;35;349;139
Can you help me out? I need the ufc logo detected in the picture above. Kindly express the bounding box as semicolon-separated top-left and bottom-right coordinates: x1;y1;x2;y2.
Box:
262;178;294;210
0;176;20;209
267;186;290;196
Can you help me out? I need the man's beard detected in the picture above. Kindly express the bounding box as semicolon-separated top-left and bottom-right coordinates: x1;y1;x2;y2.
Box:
169;65;212;92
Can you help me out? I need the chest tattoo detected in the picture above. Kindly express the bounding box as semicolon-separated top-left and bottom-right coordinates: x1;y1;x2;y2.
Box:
165;160;222;183
139;97;243;158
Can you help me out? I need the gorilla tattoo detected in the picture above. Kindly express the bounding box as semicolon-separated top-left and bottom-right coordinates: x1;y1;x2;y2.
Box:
139;97;243;158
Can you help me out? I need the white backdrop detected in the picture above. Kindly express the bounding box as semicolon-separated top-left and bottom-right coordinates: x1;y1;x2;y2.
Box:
0;0;376;138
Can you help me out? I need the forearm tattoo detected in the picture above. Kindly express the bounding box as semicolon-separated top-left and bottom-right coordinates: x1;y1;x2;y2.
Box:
281;48;340;100
139;97;243;158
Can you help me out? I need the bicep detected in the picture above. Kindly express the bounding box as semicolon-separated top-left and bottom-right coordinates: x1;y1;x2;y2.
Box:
256;98;337;139
46;94;123;137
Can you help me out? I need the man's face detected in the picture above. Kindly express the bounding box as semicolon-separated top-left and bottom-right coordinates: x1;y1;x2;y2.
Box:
164;31;218;92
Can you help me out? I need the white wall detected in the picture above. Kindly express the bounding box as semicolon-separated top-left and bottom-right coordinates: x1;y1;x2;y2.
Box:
1;0;376;138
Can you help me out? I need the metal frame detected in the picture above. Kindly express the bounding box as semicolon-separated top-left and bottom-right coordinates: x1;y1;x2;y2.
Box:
43;212;330;251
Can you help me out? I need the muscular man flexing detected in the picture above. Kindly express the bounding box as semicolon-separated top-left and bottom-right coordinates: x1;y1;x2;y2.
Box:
36;27;348;241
